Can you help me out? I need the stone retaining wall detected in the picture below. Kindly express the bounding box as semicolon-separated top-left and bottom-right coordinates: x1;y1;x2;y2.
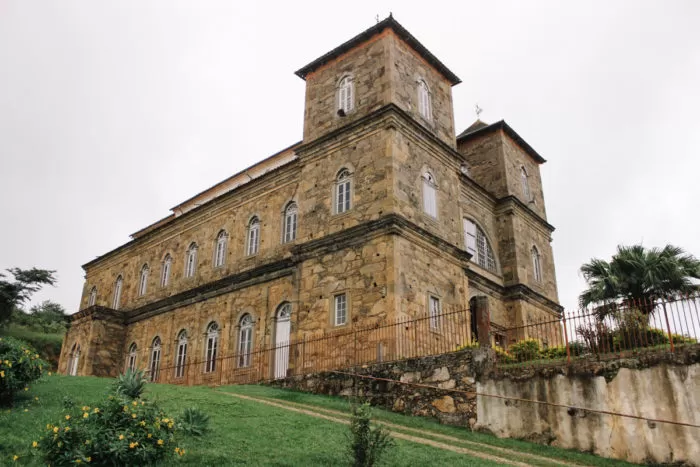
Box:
268;348;491;427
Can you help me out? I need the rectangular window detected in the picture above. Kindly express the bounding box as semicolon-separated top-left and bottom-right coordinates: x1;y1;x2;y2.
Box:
429;296;441;329
334;293;347;326
175;342;187;378
463;219;477;257
336;181;351;214
423;181;437;217
247;226;259;255
205;336;217;373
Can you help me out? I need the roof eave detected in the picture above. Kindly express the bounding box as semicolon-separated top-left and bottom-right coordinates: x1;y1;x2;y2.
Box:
457;120;547;164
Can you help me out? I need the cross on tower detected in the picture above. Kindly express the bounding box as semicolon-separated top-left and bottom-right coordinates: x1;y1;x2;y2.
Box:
475;104;483;119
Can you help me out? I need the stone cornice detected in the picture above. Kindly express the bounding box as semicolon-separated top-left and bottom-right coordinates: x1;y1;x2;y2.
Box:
70;305;126;325
466;269;562;314
494;196;555;234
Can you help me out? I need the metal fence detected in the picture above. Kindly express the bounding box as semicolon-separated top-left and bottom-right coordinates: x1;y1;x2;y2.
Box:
144;306;472;386
494;294;700;370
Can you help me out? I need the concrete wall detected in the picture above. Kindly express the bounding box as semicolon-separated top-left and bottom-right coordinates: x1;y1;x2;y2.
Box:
477;362;700;465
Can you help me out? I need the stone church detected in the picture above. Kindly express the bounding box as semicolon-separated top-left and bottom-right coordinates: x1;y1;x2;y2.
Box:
59;16;561;383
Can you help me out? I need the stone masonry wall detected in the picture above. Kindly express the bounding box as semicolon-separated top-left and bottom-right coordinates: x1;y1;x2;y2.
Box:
269;348;492;428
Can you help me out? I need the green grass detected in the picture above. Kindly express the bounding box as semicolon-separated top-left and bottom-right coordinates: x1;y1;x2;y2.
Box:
0;375;517;466
220;385;637;467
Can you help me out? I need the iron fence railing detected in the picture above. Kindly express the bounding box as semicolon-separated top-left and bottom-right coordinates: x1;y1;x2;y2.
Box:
494;294;700;370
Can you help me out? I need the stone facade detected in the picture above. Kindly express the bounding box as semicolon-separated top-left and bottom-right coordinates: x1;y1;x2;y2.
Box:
60;16;561;381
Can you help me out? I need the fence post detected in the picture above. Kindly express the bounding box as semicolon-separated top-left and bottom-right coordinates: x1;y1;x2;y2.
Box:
562;313;571;365
474;296;491;348
662;302;675;353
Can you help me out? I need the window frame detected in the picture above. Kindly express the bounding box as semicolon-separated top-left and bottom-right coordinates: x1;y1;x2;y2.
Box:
204;322;219;373
246;217;260;256
463;218;497;273
214;230;228;268
161;254;172;287
532;245;543;283
138;264;149;297
283;202;298;244
333;293;348;327
429;295;441;329
127;343;137;372
337;75;354;115
417;79;432;121
174;330;188;379
112;275;123;310
69;343;80;376
185;243;198;278
422;171;438;218
149;336;161;382
521;166;531;201
334;169;353;215
88;287;97;307
237;314;254;368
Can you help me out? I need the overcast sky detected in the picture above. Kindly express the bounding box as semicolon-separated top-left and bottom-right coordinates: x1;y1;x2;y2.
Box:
1;0;698;315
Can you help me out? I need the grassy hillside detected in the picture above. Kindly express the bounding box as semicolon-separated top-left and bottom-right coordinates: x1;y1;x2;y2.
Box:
0;326;63;370
0;376;636;466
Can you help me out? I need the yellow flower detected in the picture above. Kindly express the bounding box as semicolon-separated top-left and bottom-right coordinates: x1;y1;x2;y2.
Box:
93;407;99;414
132;401;138;406
157;439;164;445
64;427;70;432
81;406;89;411
85;440;91;445
48;371;52;376
24;387;28;391
131;413;137;419
141;401;144;406
162;418;169;423
76;460;82;464
32;441;38;448
53;427;59;433
129;442;138;449
13;455;18;461
123;406;129;412
35;397;39;401
65;415;71;420
35;354;39;358
46;424;52;430
119;434;125;440
0;371;4;378
83;412;89;419
86;457;91;462
168;422;174;429
147;433;152;439
139;421;146;426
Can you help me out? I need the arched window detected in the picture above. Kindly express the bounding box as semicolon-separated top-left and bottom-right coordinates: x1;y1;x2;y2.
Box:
337;76;354;115
283;202;298;243
127;343;137;372
417;79;432;121
204;322;219;373
521;166;531;200
161;254;172;287
138;264;149;296
429;296;441;329
214;230;228;268
112;275;123;310
149;337;161;382
531;246;542;282
335;169;352;214
185;242;198;278
463;219;497;272
69;343;80;376
88;287;97;307
174;330;188;379
246;217;260;256
238;314;254;368
422;171;437;218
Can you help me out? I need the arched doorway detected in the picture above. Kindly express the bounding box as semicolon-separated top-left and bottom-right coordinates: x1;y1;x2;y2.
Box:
274;303;292;379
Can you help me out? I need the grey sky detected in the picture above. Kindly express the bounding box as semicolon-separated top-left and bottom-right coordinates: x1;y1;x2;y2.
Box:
1;1;698;315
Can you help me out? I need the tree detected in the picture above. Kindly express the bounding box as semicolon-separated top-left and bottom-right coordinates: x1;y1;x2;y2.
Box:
29;300;68;324
579;244;700;317
0;268;56;326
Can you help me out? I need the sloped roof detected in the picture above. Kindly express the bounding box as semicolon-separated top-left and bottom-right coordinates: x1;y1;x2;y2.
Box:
295;15;461;86
457;120;546;164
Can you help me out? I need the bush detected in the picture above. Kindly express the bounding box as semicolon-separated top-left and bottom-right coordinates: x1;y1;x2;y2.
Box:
493;346;515;364
0;336;48;405
348;403;393;467
508;338;541;362
0;326;63;370
178;407;210;437
111;369;147;399
540;346;567;360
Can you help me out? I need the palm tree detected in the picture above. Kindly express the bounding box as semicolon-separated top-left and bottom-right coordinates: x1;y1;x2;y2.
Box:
579;244;700;317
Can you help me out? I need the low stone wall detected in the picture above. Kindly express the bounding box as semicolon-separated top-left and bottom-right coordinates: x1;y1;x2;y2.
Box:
268;348;491;427
477;348;700;466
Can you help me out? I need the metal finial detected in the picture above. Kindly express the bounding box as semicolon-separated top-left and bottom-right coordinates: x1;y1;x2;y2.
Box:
475;104;483;119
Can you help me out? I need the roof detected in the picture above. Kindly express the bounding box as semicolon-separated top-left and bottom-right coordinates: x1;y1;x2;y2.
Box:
457;120;547;164
295;15;461;86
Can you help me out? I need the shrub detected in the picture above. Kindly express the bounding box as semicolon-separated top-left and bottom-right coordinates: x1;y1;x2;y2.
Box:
0;336;48;405
454;341;480;352
540;345;567;360
347;403;393;467
493;346;515;364
177;407;209;437
508;338;541;362
111;368;147;399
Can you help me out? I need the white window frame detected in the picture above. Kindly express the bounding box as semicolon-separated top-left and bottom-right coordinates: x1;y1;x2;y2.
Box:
238;314;254;368
204;322;219;373
214;230;228;268
138;264;149;296
334;169;352;214
149;337;161;382
417;79;432;121
127;343;137;372
283;202;298;243
174;330;188;378
246;217;260;256
333;293;348;326
422;171;437;218
532;246;543;283
429;295;441;329
463;219;497;272
185;243;198;278
88;287;97;307
161;254;172;287
69;343;80;376
112;276;123;310
338;76;354;115
521;166;531;201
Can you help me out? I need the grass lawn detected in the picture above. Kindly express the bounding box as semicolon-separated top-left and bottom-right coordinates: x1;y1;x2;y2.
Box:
0;375;637;466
